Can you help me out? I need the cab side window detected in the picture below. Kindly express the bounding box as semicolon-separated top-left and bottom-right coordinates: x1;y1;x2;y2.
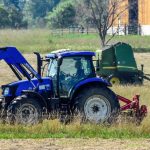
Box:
59;56;93;96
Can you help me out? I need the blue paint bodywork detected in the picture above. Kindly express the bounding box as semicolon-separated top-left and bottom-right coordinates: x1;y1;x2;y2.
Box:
69;77;111;98
4;77;52;97
74;77;111;89
46;51;95;59
0;47;27;63
0;47;41;80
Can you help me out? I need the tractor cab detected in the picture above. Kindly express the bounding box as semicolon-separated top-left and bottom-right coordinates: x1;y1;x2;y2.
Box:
45;50;96;97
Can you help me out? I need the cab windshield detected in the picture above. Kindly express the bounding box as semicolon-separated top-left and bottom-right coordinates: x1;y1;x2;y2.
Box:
47;59;57;78
46;56;95;96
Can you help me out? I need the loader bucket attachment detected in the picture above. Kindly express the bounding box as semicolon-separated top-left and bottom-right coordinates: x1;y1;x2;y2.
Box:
0;47;41;81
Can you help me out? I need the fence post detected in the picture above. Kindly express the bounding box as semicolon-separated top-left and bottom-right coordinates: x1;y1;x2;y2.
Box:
124;24;127;35
86;26;89;34
138;24;141;35
81;25;84;34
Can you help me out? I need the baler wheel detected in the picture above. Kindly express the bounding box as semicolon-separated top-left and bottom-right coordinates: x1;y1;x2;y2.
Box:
108;76;121;85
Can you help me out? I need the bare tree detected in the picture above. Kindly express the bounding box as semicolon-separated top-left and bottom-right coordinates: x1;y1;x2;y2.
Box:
76;0;129;47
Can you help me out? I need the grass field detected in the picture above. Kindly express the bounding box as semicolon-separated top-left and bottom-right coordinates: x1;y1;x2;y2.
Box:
0;29;150;140
0;29;150;53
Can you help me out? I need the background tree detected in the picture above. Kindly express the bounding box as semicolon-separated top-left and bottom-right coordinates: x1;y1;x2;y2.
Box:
46;1;76;28
76;0;128;47
8;6;27;28
3;0;26;10
27;0;51;19
0;6;10;28
24;0;60;27
0;2;27;28
2;0;27;28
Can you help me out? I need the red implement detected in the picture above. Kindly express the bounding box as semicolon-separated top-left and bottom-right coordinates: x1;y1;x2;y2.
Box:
117;94;147;124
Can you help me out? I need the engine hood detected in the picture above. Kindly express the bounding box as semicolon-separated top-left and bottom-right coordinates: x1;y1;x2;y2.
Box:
2;77;52;97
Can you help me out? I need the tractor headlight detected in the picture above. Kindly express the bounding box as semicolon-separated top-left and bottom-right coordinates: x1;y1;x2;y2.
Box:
3;87;10;96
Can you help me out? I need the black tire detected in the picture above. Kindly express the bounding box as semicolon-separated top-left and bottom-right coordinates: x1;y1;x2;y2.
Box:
75;86;120;124
7;96;43;125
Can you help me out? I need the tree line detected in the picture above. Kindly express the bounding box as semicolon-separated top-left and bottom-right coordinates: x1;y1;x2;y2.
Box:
0;0;75;29
0;0;132;46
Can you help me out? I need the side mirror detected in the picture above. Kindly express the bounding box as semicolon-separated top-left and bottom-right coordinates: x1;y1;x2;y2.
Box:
57;57;63;66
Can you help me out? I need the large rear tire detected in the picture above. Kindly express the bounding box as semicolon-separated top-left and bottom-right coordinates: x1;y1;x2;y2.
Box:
75;87;120;124
7;96;42;125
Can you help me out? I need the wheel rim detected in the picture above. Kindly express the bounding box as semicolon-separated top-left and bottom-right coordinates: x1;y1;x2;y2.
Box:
84;95;111;123
17;104;39;124
110;77;120;85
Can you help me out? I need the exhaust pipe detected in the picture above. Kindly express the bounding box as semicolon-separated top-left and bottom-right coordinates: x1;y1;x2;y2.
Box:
34;52;42;76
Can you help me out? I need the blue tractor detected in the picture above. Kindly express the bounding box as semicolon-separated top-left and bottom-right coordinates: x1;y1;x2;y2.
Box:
0;47;121;124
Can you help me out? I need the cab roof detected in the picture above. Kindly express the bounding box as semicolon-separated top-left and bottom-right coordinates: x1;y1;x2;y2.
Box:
46;49;95;59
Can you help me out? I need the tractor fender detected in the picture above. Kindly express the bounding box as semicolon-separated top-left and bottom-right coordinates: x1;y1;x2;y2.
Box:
21;90;47;108
69;77;111;100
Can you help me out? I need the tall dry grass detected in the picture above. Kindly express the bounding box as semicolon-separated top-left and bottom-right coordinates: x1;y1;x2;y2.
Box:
0;29;150;53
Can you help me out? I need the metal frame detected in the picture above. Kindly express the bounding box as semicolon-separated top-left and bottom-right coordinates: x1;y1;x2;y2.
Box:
118;94;147;122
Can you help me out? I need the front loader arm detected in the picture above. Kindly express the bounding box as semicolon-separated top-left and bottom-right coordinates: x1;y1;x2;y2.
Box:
0;47;41;81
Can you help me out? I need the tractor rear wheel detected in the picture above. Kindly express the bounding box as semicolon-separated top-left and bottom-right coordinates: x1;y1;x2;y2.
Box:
7;96;42;125
76;87;120;124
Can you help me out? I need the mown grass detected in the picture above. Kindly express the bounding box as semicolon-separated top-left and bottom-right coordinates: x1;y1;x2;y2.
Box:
0;29;150;53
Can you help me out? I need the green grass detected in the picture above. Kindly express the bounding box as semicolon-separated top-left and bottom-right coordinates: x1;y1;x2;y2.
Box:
1;119;150;139
0;29;150;53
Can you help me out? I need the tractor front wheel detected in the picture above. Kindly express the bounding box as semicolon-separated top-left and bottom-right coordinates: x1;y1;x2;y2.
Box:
7;96;42;125
76;87;120;124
